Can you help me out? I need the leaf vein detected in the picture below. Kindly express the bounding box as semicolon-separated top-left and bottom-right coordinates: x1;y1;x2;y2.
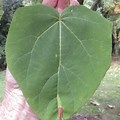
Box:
61;65;88;87
63;17;103;25
61;21;91;57
39;73;58;96
61;65;75;111
57;19;62;108
25;22;58;87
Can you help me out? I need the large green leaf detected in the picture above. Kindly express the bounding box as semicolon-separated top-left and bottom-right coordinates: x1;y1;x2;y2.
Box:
6;5;112;120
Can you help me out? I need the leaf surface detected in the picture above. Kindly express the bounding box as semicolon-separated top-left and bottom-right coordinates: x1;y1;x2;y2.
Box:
6;5;112;120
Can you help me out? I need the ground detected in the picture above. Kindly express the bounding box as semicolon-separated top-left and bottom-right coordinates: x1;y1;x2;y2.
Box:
0;56;120;120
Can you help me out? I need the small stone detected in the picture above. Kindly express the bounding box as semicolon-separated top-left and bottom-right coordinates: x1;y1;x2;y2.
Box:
91;100;100;106
107;104;115;109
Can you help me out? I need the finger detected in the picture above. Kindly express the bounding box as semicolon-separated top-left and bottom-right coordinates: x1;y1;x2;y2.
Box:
56;0;69;13
42;0;58;7
70;0;80;6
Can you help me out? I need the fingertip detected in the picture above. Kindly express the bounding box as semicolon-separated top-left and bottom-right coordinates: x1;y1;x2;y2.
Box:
42;0;58;7
70;0;80;6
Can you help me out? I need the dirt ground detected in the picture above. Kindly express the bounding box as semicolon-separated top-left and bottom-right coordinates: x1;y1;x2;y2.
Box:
112;55;120;65
71;115;102;120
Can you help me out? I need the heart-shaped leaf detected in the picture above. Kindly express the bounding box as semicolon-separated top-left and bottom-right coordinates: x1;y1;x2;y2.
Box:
6;5;112;120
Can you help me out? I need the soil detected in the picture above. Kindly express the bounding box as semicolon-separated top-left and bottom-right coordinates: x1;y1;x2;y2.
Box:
112;55;120;65
70;115;101;120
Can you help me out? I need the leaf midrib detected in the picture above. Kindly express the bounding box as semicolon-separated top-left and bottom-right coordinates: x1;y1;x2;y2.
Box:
57;18;62;108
